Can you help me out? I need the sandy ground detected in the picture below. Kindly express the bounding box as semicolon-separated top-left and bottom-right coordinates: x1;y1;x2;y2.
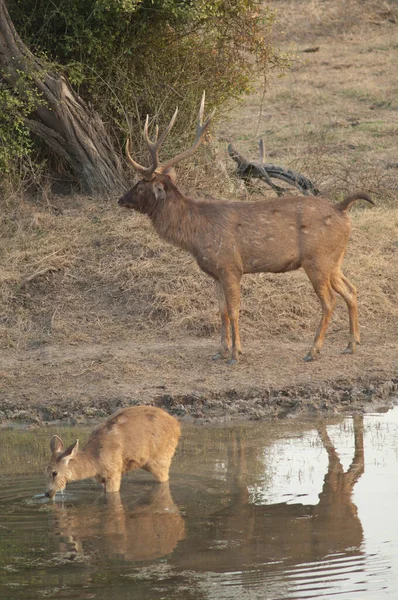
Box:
0;332;396;424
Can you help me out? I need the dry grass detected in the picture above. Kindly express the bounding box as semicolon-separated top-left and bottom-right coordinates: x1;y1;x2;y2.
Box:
1;189;396;351
271;0;398;42
0;0;397;372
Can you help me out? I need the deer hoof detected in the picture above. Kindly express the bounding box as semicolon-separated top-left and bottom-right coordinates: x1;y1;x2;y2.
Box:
212;350;231;361
342;344;355;355
303;351;319;362
227;358;239;367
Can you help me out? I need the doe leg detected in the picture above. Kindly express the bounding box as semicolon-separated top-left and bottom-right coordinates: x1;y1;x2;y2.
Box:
104;473;122;493
145;457;172;483
304;273;336;361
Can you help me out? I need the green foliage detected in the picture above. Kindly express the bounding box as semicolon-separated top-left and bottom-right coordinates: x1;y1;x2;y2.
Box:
0;72;40;173
6;0;282;165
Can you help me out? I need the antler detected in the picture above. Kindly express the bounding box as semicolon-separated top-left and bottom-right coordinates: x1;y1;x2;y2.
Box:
159;91;215;172
125;92;214;180
125;107;178;179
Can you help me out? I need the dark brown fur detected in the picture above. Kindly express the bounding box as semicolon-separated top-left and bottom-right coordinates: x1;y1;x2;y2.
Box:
119;174;374;363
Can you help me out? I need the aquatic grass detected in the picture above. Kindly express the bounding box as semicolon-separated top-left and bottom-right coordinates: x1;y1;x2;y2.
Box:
0;427;91;475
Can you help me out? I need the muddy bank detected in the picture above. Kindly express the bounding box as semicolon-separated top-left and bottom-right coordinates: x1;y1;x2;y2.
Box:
1;334;397;426
0;376;396;427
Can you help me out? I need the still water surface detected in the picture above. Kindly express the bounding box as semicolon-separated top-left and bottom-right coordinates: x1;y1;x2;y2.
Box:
1;406;398;599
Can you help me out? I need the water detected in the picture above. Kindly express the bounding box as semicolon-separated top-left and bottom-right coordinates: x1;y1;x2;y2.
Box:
1;406;398;599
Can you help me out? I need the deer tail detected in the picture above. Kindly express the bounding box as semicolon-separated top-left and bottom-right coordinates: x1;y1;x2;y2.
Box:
337;192;375;212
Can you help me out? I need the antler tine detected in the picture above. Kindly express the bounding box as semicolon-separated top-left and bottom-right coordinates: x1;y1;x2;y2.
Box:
125;108;179;179
153;124;159;143
159;91;215;172
259;139;265;164
157;107;179;147
125;138;155;178
142;115;159;175
125;95;212;178
142;108;179;177
198;90;206;127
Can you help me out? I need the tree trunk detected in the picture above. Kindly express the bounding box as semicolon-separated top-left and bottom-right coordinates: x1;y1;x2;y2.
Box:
0;0;127;195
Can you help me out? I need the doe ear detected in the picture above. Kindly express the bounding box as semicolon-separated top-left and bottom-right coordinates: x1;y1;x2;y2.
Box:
152;181;167;201
50;435;64;454
60;439;79;463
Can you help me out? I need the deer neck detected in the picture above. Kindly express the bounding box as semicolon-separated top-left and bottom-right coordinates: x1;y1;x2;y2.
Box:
149;192;198;253
68;452;98;482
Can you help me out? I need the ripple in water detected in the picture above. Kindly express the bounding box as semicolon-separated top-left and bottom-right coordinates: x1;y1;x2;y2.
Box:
1;406;398;599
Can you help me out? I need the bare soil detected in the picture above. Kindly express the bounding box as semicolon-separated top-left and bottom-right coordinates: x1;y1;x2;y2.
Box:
0;335;396;424
1;0;397;425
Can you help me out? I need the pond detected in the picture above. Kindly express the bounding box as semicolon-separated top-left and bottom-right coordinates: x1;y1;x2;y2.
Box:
1;405;398;599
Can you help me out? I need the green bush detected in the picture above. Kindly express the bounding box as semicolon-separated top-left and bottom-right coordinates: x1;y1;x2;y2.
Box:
0;73;40;174
6;0;283;167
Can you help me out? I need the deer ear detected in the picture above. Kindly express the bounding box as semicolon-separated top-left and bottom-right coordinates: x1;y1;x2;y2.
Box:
50;435;64;454
152;181;167;201
60;440;79;463
160;166;177;184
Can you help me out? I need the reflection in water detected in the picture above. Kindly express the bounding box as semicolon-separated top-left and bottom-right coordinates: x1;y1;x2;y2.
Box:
2;409;398;600
173;416;365;597
52;482;185;562
312;416;364;557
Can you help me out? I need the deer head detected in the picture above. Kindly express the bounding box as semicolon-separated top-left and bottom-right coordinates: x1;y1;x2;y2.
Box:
45;435;79;499
118;92;214;211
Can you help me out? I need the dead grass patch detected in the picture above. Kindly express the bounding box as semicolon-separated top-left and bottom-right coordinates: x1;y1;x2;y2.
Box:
1;190;396;351
272;0;398;42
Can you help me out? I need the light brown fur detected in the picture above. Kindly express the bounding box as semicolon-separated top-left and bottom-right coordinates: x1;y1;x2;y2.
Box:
45;406;180;497
119;176;374;364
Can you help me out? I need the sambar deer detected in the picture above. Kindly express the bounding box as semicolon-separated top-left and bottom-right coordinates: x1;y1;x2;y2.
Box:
118;92;374;364
45;406;180;498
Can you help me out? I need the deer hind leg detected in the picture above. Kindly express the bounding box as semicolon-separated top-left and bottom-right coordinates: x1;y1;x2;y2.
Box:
145;455;172;483
221;275;242;366
304;270;336;361
213;281;231;360
330;270;359;354
145;440;179;483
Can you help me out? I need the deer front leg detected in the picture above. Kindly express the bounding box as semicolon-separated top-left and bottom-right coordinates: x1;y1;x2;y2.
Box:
104;472;122;493
213;281;231;360
222;275;242;366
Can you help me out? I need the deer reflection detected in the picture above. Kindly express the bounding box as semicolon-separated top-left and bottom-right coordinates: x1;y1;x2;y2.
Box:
52;482;185;561
175;415;365;571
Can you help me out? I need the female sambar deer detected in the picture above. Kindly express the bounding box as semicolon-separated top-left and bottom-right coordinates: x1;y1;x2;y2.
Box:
118;92;374;364
45;406;180;497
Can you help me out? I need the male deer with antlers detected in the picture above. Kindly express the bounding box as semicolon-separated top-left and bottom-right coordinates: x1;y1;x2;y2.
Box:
118;93;374;365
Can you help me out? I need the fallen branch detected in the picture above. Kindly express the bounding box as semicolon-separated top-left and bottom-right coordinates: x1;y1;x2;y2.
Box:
228;140;320;196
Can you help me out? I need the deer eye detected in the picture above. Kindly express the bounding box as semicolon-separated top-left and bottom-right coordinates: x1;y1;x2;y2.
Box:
52;471;58;478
